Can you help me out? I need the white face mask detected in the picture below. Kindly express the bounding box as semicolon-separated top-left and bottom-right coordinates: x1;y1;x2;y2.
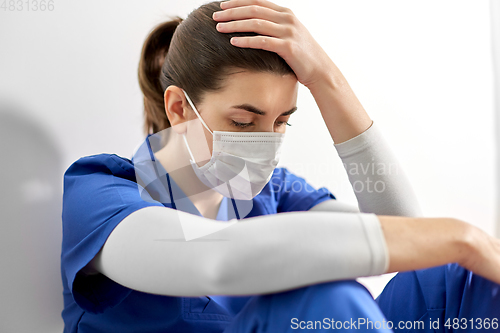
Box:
181;89;285;200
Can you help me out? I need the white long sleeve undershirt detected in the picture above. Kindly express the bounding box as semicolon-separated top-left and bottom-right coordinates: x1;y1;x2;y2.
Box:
98;120;423;296
329;119;423;217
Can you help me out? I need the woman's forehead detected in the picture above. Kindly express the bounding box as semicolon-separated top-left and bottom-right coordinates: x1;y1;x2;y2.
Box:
206;70;298;107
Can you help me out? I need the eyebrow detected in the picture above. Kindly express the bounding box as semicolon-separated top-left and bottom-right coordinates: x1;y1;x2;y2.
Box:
230;104;298;116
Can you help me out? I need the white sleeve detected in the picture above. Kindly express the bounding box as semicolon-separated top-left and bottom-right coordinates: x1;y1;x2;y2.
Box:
332;120;423;217
308;119;422;281
97;206;389;296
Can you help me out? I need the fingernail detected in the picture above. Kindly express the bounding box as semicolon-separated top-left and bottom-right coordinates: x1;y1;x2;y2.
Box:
213;11;220;19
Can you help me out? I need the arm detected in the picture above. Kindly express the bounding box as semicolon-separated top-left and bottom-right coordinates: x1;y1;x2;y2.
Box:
88;205;499;297
306;65;422;217
310;120;423;217
212;1;421;216
89;206;388;296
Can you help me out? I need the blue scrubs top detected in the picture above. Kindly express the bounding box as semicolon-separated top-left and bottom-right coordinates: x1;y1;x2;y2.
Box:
60;133;336;333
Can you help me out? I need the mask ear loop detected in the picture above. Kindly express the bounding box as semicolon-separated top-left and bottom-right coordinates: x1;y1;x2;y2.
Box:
182;133;197;163
181;89;213;135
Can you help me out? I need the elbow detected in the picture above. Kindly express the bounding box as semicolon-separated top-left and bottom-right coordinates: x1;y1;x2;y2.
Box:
202;258;225;295
203;249;240;295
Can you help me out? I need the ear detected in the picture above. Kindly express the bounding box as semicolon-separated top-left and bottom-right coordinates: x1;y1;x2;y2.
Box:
164;86;189;134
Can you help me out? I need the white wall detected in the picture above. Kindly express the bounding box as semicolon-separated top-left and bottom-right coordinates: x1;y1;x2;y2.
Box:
492;0;500;239
0;0;495;330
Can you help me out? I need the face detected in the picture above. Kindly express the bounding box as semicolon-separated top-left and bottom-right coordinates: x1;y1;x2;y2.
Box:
165;69;298;165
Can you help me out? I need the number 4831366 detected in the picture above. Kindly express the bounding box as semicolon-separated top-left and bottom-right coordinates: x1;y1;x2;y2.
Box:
1;0;55;11
444;317;498;330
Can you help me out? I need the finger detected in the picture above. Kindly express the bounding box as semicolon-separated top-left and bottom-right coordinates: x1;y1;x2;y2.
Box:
220;0;291;14
213;5;285;25
230;35;291;55
217;19;290;39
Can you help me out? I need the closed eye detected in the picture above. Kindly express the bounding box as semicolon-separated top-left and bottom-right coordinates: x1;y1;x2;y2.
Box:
230;120;292;128
231;120;253;128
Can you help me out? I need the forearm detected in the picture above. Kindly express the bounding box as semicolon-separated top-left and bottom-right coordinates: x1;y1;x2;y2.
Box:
306;61;373;144
378;215;471;273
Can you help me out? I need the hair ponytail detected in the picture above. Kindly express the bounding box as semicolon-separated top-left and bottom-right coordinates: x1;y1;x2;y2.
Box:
138;16;183;135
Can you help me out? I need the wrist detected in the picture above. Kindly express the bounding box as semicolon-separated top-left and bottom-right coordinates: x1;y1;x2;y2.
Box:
455;219;481;268
305;63;346;94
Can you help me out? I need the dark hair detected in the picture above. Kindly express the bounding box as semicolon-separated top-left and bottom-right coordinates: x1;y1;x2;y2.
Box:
138;1;295;135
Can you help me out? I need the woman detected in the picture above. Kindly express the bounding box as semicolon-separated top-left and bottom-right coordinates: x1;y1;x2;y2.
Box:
61;1;500;332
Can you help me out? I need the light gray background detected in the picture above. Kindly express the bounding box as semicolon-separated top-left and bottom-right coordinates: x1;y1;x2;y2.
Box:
0;0;498;331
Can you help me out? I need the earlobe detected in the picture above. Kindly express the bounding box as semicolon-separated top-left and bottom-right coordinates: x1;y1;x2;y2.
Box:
164;86;188;134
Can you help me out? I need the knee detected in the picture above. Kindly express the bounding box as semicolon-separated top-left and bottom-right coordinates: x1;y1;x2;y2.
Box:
292;280;388;325
273;279;375;310
236;279;389;331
